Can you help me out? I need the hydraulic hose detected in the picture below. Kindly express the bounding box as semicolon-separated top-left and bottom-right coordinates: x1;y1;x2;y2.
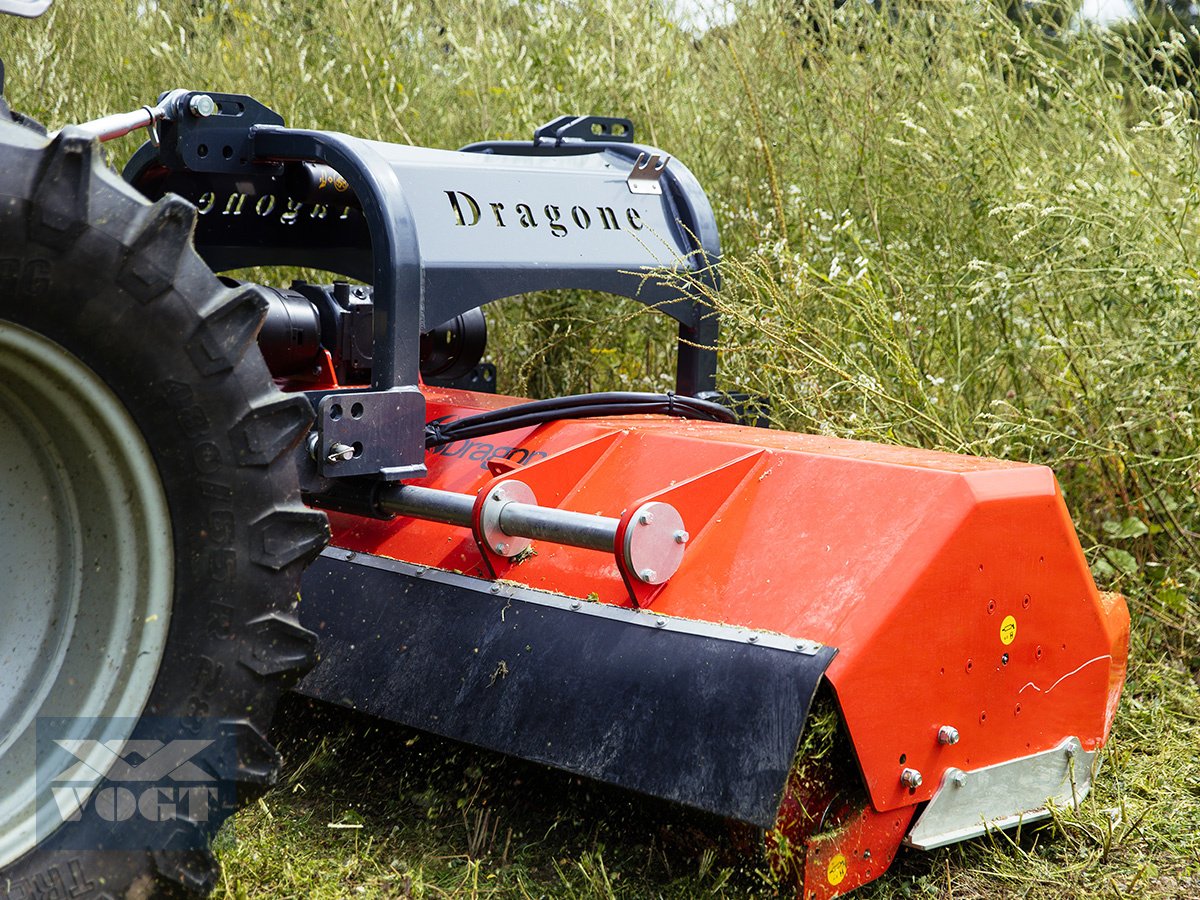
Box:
425;391;735;448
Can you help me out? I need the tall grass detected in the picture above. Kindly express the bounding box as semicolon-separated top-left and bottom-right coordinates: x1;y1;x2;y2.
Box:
7;1;1195;611
690;3;1200;635
3;1;1198;893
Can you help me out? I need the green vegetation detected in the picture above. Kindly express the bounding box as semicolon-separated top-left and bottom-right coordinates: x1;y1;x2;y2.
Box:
3;0;1198;895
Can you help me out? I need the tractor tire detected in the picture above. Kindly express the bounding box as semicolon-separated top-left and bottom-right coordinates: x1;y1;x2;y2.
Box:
0;119;328;897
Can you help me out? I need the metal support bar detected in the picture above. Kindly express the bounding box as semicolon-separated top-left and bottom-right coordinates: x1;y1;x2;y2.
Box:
498;502;614;552
379;481;623;554
376;479;687;584
378;483;473;527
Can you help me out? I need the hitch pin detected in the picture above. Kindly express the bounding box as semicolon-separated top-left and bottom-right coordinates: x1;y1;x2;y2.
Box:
66;90;216;144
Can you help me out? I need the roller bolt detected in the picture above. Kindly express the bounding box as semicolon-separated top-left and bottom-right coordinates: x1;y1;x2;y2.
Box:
673;530;689;544
900;768;923;788
937;725;960;746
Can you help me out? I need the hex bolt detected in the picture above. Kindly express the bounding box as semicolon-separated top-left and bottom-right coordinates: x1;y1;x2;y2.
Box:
937;725;960;746
639;568;656;582
326;442;354;463
638;511;654;525
952;772;967;788
673;529;690;544
900;768;923;788
494;543;507;554
654;618;666;628
188;94;216;117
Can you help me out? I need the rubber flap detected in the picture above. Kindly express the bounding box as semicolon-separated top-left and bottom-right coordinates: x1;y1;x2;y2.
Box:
296;549;836;827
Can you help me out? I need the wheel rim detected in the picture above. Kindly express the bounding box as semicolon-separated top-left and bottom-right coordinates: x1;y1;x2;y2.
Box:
0;320;173;868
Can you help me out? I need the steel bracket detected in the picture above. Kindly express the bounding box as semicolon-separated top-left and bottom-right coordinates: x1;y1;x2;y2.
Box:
311;387;426;479
626;151;669;195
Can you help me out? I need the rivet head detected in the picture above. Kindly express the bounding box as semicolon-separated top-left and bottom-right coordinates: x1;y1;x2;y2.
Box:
900;768;923;788
570;601;581;610
748;634;759;643
937;725;960;746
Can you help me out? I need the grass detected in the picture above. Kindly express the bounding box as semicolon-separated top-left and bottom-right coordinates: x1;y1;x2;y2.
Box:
212;696;751;899
3;0;1199;895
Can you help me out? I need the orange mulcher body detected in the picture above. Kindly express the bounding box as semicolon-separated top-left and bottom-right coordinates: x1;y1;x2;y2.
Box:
300;385;1129;899
123;102;1129;897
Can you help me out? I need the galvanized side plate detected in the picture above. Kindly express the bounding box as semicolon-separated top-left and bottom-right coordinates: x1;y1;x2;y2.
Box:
297;548;836;828
905;737;1095;850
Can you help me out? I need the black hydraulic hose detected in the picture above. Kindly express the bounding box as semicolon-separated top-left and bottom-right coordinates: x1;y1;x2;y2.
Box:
439;391;732;429
425;391;735;448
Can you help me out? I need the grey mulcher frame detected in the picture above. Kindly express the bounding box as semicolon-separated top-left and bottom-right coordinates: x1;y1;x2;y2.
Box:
125;96;722;481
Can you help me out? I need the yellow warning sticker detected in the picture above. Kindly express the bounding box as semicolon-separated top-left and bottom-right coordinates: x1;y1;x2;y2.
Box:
1000;615;1017;645
827;853;848;886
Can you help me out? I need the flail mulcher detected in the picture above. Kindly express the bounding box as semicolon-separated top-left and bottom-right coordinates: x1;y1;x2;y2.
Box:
0;30;1128;900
